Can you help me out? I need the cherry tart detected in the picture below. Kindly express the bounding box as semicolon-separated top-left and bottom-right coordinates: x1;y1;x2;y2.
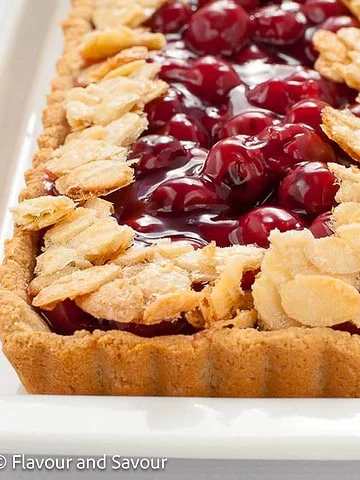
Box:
3;0;360;397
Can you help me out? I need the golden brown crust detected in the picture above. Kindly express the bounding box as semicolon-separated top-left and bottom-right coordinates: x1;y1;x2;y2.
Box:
3;0;360;397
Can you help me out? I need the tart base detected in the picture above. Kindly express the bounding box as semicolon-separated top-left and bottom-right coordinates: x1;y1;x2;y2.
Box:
2;290;360;396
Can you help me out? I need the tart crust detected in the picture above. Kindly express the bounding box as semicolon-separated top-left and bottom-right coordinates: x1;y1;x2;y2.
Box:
2;0;360;397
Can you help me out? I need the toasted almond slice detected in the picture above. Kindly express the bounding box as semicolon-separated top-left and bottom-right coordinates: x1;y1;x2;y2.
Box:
338;25;360;49
332;202;360;227
66;113;148;148
101;60;147;81
33;264;122;310
68;220;133;264
128;62;161;80
35;246;91;277
175;243;264;283
92;0;167;30
313;29;349;62
84;198;114;217
337;223;360;250
304;236;360;274
252;274;300;330
76;278;144;323
314;28;360;89
111;245;157;266
11;196;75;231
143;291;202;325
55;159;134;201
88;47;149;84
314;58;346;83
46;140;128;176
80;28;165;61
44;208;100;248
329;162;360;202
210;309;257;330
279;275;360;327
266;229;318;282
29;267;79;297
135;263;192;298
201;256;245;324
323;109;360;163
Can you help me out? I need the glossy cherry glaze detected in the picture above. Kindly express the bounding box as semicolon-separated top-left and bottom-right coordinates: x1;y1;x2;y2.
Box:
41;0;360;335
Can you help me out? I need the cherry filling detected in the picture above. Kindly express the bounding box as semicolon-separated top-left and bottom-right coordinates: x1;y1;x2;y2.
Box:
41;0;360;336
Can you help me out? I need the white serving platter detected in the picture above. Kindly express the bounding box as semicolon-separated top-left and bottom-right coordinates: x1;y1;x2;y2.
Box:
2;0;360;460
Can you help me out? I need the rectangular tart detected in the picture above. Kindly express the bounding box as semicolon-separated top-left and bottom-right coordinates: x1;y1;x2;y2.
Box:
2;0;360;396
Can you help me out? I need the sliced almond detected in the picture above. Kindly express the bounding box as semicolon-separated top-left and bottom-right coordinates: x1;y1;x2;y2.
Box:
11;196;75;231
304;235;360;274
55;159;134;201
252;274;300;330
80;28;165;62
46;140;128;176
76;278;144;323
33;264;122;310
66;113;148;148
279;275;360;327
68;220;133;264
143;291;202;325
323;109;360;164
35;246;91;277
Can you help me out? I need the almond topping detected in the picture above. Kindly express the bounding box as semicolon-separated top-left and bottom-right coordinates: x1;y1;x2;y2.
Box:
55;159;134;201
322;109;360;164
80;28;166;62
279;275;360;327
11;196;75;231
33;264;122;310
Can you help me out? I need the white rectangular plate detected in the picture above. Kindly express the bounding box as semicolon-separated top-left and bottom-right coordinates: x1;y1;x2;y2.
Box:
2;0;360;460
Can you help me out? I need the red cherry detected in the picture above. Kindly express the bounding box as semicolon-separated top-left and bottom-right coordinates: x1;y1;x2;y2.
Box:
302;0;347;24
129;135;187;174
309;211;334;238
159;113;209;147
185;0;252;56
232;206;306;247
199;0;259;11
284;98;329;135
190;56;242;104
150;0;193;33
257;123;336;175
203;136;273;209
202;106;228;142
220;110;277;138
232;43;281;63
149;177;230;213
247;77;320;114
145;88;185;130
278;162;339;215
251;5;307;45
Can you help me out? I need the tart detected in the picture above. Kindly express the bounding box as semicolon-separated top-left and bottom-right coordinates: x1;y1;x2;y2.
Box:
3;0;360;396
